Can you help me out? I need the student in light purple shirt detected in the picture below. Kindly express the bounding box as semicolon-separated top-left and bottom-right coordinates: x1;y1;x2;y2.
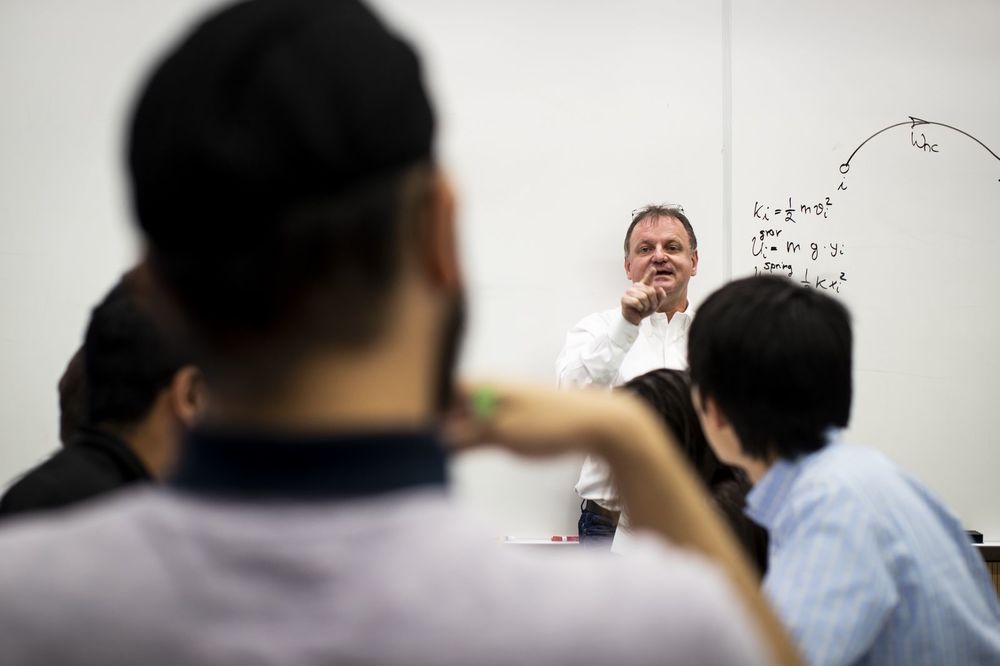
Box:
688;274;1000;666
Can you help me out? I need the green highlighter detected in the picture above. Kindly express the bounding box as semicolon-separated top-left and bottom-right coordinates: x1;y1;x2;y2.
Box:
471;387;499;420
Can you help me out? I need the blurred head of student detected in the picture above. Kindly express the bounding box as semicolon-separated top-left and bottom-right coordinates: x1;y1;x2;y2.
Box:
127;0;462;421
687;275;852;477
84;276;203;476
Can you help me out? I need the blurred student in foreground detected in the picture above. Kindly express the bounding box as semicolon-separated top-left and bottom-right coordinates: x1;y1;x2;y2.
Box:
611;368;768;574
0;1;799;663
688;274;1000;665
0;276;202;518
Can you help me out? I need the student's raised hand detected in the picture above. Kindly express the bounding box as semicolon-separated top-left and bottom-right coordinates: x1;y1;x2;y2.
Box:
444;381;657;459
620;266;667;325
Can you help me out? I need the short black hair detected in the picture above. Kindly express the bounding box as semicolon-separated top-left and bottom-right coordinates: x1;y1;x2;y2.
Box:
83;280;185;428
688;275;852;461
127;0;436;366
624;205;697;256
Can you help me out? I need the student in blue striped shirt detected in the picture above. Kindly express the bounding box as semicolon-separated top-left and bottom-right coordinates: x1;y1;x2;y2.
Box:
687;275;1000;666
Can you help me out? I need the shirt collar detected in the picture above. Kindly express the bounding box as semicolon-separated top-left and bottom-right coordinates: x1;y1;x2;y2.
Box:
169;429;447;500
745;429;842;528
744;457;801;528
646;303;695;330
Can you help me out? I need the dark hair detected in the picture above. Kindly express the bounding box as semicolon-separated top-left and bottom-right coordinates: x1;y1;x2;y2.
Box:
83;279;185;428
712;478;769;574
145;166;435;359
57;347;87;446
688;275;853;461
623;205;697;256
128;0;436;369
621;369;768;574
621;369;725;484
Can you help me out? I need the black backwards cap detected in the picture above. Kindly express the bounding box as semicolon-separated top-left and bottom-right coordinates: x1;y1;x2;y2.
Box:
127;0;434;336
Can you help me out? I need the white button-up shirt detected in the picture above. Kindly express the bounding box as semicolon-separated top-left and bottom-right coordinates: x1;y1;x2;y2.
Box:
556;307;693;511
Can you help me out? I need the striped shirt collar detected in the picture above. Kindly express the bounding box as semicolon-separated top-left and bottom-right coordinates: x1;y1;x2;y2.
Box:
744;457;801;529
745;430;842;528
169;429;447;500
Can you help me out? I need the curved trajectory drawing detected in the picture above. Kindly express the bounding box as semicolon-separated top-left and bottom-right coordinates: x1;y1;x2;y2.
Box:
839;116;1000;180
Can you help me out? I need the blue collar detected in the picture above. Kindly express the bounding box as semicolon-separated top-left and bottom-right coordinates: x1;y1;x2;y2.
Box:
744;457;802;529
169;429;448;500
745;431;843;527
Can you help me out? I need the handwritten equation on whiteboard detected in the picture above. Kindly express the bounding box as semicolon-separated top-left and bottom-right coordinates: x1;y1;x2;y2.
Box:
745;115;1000;295
748;194;847;294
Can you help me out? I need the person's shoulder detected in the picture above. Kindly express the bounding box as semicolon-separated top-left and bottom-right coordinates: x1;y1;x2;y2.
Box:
0;444;132;517
412;506;765;663
806;444;964;533
0;448;80;515
0;486;162;572
799;443;901;493
774;444;905;533
0;489;167;660
0;488;167;633
483;538;767;664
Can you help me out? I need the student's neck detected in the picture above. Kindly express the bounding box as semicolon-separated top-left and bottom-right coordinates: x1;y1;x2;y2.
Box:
742;457;773;484
210;345;438;433
209;283;448;433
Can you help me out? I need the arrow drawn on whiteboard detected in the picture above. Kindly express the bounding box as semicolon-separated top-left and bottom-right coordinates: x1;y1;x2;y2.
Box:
839;116;1000;181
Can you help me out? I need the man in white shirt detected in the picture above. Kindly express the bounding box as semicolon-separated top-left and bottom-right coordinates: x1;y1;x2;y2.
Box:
556;204;698;544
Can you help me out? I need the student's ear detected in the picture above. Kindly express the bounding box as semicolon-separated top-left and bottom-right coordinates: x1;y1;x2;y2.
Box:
691;387;728;430
169;365;204;428
704;395;731;431
691;387;750;469
421;169;462;293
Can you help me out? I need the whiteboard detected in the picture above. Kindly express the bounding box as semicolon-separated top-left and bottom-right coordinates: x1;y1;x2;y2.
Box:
731;0;1000;536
